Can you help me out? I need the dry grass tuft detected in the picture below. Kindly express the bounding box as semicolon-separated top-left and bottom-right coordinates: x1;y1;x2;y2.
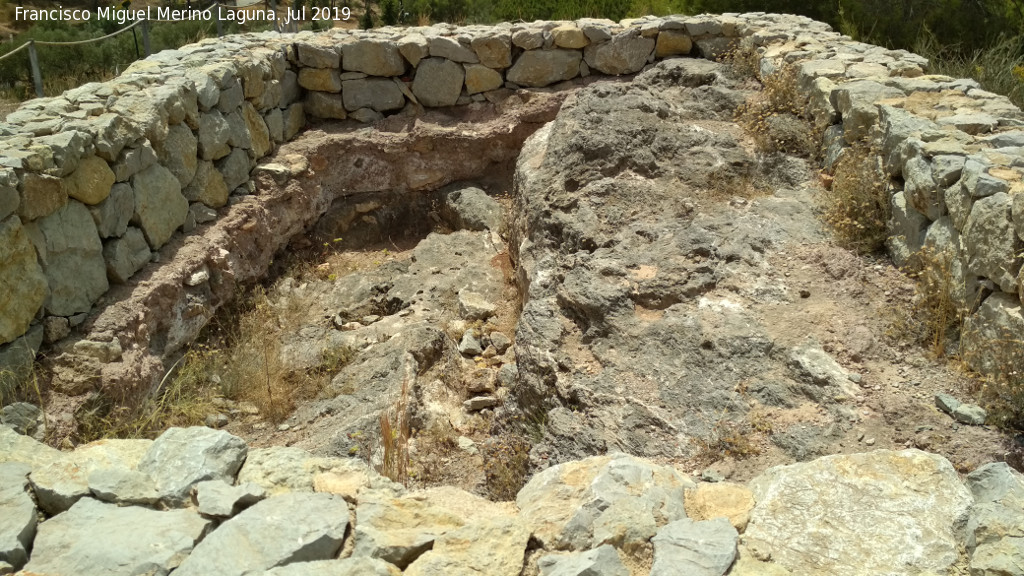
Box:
822;140;892;254
735;62;820;158
481;433;532;501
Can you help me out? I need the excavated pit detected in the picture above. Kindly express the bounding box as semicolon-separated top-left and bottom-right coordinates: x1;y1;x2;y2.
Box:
45;60;1017;497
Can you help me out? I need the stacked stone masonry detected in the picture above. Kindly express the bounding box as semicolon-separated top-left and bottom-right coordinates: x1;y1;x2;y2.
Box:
1;12;1023;379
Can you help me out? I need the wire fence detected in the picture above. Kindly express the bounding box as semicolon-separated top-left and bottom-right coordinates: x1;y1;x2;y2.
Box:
1;0;298;99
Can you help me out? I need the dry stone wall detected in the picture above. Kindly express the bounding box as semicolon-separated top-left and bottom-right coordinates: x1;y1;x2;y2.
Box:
0;12;1022;379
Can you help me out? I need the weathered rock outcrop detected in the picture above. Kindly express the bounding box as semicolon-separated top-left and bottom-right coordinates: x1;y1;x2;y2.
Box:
0;426;1017;575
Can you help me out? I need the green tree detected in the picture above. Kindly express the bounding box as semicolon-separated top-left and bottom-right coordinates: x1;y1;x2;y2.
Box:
381;0;399;24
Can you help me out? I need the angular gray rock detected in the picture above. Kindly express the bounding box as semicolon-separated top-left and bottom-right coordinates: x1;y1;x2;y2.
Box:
0;403;43;438
173;492;350;576
412;58;465;108
583;30;655;75
0;217;47;345
965;462;1024;576
137;426;248;506
157;123;199;188
517;453;692;551
429;36;479;63
745;450;973;575
216;147;252;192
538;545;628;576
195;479;266;517
442;185;503;231
24;498;209;576
29;200;109;316
88;181;134;239
87;467;161;506
198;110;232;160
650;517;738;576
343;39;406;76
507;49;581;87
103;226;152;284
131;163;189;250
0;462;35;571
342;78;406;112
964;192;1021;293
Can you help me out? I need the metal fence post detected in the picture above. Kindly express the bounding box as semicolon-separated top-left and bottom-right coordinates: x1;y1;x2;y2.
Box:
270;0;279;32
27;40;43;98
141;20;151;56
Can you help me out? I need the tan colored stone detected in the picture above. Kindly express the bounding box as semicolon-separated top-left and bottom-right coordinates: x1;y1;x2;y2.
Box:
470;33;512;69
655;30;692;57
184;161;229;209
0;216;46;345
551;24;589;49
243;103;272;159
19;172;67;221
464;64;503;95
405;514;529;576
684;482;755;532
313;469;371;503
297;68;342;93
64;155;115;206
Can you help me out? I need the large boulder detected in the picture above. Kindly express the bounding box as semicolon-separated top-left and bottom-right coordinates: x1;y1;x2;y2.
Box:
236;445;401;498
173;492;350;576
24;498;209;575
744;450;973;575
516;453;692;552
537;545;628;576
0;216;46;345
507;49;581;88
343;78;406;112
28;200;109;317
442;185;503;231
156;123;199;188
64;155;115;205
412;58;465;108
583;29;654;75
131;163;188;250
29;438;151;514
353;486;520;569
650;517;738;576
963;192;1022;293
137;427;247;506
965;462;1024;576
471;32;512;69
343;39;406;76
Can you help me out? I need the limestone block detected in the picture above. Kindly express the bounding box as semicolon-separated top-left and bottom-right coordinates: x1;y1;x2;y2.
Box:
343;39;406;76
655;30;692;57
216;148;252;193
551;25;589;49
507;49;582;88
198;110;232;161
29;201;107;317
184;161;229;209
745;450;973;575
343;78;406;112
412;58;465;108
298;67;342;93
243;102;272;158
964;192;1022;293
297;43;340;68
429;36;479;63
138;426;248;506
156;123;199;188
0;216;46;345
471;32;512;69
284;103;306;140
399;34;430;67
131;163;188;250
103;226;151;283
19;172;67;221
464;64;503;95
305;91;347;120
584;29;655;75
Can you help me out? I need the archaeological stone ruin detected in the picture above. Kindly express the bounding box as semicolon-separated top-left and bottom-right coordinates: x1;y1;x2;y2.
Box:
1;10;1024;576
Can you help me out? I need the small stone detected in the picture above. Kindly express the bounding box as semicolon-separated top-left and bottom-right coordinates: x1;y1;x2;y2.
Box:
361;315;381;324
865;438;876;446
457;436;478;455
459;331;483;356
953;403;987;426
186;268;210;287
195;479;266;518
463;396;498;411
489;332;512;354
205;413;229;428
935;393;961;415
799;289;811;298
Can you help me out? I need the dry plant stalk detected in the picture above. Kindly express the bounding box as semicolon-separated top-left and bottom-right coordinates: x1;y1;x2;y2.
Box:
823;140;891;254
378;356;413;484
